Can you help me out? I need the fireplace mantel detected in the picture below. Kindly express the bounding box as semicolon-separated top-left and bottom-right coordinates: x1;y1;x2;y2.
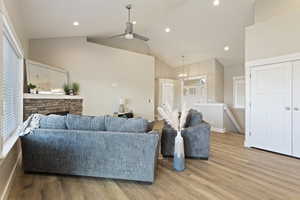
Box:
24;93;83;100
23;94;83;120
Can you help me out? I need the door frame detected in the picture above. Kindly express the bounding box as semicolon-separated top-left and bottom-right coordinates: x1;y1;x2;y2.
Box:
158;79;175;108
245;52;300;148
249;63;293;154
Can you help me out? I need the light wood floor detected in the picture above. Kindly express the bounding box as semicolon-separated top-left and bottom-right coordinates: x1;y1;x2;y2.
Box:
8;132;300;200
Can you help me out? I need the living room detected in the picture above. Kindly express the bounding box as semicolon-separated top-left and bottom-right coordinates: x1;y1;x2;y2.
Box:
1;0;300;200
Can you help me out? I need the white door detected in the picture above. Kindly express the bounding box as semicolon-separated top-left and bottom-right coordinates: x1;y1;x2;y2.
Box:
160;79;175;109
293;61;300;158
250;62;292;155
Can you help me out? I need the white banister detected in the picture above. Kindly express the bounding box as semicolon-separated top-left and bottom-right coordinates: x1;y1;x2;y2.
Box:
194;103;242;133
224;105;242;133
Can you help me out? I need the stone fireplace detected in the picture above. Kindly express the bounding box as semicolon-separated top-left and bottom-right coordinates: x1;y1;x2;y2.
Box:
23;94;83;120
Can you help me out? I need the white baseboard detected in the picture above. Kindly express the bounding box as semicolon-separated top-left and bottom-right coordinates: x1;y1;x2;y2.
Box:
1;152;21;200
212;127;226;133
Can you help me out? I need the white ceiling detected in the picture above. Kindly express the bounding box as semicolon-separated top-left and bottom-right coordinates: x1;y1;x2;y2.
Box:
20;0;254;67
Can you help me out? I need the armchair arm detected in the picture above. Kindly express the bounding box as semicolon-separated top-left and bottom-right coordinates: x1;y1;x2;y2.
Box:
182;121;211;158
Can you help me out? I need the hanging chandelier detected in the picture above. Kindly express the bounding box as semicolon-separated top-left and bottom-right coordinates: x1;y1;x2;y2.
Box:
178;56;188;79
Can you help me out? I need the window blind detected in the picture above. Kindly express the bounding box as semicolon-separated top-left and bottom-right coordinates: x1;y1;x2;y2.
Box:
2;32;22;142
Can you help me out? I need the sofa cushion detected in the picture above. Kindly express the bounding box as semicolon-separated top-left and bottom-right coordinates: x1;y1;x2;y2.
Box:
185;109;203;128
66;114;106;131
40;115;67;129
105;116;148;133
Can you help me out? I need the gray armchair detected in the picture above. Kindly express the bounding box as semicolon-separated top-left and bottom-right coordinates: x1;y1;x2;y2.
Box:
161;109;211;159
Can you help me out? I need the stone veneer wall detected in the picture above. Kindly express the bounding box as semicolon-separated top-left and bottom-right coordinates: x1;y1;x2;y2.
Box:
23;98;83;120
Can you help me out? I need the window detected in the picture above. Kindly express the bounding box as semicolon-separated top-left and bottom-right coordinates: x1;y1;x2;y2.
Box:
0;15;23;158
233;76;245;109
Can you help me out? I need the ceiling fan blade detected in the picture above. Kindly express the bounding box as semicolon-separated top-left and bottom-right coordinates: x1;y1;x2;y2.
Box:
133;33;149;42
108;33;126;39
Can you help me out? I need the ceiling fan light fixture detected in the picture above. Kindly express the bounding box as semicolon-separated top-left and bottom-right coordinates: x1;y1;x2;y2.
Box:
125;33;134;40
108;4;149;42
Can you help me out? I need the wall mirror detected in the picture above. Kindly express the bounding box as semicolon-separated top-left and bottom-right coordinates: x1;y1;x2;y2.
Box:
26;60;69;93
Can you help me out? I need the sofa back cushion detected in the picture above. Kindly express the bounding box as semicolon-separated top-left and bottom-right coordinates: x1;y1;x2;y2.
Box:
66;114;106;131
185;109;203;128
40;115;67;129
105;116;148;133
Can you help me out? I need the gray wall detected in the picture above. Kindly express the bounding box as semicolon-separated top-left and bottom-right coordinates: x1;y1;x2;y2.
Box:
247;1;300;62
29;37;155;120
2;0;28;56
88;37;151;56
214;60;224;103
224;65;245;132
255;0;300;23
154;58;176;115
174;59;224;103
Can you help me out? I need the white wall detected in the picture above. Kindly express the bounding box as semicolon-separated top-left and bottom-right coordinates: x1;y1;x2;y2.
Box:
255;0;300;23
224;65;245;132
0;0;28;198
29;37;155;120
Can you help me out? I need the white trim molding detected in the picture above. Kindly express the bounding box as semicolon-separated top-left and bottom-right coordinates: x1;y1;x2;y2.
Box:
246;53;300;68
0;151;21;200
211;127;226;133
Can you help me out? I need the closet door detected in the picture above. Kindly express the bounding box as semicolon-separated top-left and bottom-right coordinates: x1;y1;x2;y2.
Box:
250;62;292;155
293;61;300;158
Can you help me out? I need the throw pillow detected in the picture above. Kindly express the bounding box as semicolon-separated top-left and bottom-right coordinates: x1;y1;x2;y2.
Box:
66;114;106;131
105;116;148;133
40;114;67;129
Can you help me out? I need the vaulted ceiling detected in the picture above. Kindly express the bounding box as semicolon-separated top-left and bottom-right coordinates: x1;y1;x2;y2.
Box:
20;0;254;67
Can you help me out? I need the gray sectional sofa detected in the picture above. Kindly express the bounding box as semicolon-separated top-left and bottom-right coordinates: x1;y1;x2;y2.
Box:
161;109;211;159
21;114;160;183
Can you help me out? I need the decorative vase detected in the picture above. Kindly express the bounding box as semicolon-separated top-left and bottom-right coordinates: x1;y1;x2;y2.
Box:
30;88;37;94
118;104;125;113
173;130;185;171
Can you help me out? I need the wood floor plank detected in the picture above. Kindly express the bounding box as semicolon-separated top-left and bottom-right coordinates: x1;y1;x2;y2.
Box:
7;132;300;200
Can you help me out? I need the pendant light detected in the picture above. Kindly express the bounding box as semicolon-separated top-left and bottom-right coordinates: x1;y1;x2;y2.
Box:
178;56;187;79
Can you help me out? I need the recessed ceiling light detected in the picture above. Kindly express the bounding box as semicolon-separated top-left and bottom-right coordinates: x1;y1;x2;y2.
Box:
73;21;79;26
132;21;137;25
165;27;171;33
213;0;220;6
224;46;230;51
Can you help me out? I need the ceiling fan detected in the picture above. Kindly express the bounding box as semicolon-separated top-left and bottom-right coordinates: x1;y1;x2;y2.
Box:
109;4;149;42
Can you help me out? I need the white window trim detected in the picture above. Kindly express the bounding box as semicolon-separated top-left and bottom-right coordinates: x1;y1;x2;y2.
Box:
233;76;245;109
0;13;24;159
